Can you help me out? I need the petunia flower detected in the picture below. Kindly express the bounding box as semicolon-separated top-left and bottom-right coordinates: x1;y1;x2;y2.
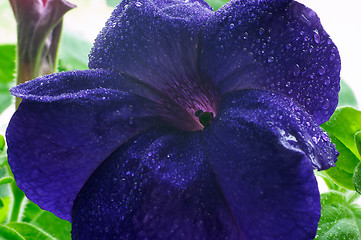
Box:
6;0;341;239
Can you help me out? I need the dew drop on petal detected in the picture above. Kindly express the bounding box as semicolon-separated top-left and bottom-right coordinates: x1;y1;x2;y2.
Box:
292;64;300;76
325;77;331;85
268;56;274;63
330;54;336;61
286;43;291;49
318;66;325;75
322;98;330;109
229;23;235;29
312;136;319;144
243;32;248;40
259;27;265;35
135;2;142;6
313;30;320;44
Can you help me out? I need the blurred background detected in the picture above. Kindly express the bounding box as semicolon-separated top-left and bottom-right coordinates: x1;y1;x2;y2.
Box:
0;0;360;133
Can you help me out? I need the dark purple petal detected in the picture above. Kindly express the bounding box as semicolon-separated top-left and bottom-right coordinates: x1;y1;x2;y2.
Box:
89;0;220;123
6;70;165;221
203;89;338;239
200;0;341;124
72;128;242;239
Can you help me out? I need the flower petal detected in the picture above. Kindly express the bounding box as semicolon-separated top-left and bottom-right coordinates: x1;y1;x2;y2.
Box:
200;0;341;124
88;0;220;122
6;70;165;221
202;89;338;239
72;128;242;239
89;0;212;86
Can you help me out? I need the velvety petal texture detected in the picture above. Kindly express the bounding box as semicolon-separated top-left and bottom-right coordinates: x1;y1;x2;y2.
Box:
7;70;165;220
89;0;220;127
6;0;341;238
203;89;335;239
200;0;341;124
72;90;337;239
72;128;241;239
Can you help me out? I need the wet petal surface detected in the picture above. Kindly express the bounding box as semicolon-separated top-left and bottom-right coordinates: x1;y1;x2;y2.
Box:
6;70;164;220
200;0;341;124
72;128;241;239
89;0;220;124
203;89;335;239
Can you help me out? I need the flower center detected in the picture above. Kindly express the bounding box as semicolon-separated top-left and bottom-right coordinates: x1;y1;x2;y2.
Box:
195;110;214;127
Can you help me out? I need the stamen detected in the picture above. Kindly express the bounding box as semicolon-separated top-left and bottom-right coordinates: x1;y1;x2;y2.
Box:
195;110;214;127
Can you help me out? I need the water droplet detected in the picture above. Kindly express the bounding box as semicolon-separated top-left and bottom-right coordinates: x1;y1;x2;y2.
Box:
135;1;142;6
286;43;291;49
293;64;300;76
325;77;331;85
243;32;248;40
312;136;319;144
259;27;265;35
313;30;320;43
330;54;336;61
322;98;330;109
125;21;130;26
229;23;235;29
318;66;325;75
285;82;291;87
321;132;329;141
267;56;274;63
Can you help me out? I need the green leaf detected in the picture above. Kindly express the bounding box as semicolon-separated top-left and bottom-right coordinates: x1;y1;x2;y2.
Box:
322;108;361;158
356;131;361;156
0;44;16;113
58;29;92;71
6;222;56;240
0;177;13;185
0;225;25;240
0;197;11;223
205;0;229;11
321;107;361;190
316;191;361;240
353;162;361;194
22;201;71;240
338;79;358;108
0;135;4;151
106;0;119;7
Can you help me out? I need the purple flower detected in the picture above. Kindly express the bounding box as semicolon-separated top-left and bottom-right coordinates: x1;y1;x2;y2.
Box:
6;0;340;239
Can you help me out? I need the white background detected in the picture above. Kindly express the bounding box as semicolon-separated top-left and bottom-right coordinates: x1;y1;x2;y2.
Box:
298;0;361;104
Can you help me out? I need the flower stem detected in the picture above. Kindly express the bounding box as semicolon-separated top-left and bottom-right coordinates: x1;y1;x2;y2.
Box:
6;164;25;222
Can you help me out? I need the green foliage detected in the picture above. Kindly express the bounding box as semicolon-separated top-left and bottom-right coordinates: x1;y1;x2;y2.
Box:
316;191;361;240
0;45;16;113
58;29;92;71
338;79;358;108
353;162;361;194
205;0;229;11
106;0;120;7
321;107;361;190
